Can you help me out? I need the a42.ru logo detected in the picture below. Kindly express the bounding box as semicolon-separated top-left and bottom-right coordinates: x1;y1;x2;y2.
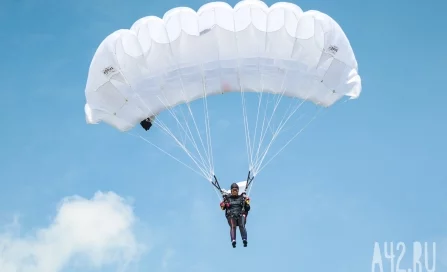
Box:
372;241;436;272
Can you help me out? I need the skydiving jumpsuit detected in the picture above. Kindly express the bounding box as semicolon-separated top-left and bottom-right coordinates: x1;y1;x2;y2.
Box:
220;194;250;244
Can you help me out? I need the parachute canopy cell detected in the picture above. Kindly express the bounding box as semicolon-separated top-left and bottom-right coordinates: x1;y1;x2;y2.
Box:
84;0;362;132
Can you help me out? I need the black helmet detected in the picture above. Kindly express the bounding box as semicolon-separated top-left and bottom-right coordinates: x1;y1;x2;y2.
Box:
230;183;239;190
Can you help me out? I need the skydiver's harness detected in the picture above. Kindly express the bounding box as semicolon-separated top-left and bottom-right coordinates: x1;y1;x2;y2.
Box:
212;171;254;218
222;194;247;218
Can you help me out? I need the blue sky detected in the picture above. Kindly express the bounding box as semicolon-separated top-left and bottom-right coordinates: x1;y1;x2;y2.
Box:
1;0;446;271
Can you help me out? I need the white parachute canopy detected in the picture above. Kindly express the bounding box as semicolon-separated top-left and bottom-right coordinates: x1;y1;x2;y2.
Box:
83;0;362;192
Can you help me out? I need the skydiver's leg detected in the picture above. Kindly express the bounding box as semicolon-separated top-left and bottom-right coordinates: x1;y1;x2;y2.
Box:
227;217;237;247
237;215;247;246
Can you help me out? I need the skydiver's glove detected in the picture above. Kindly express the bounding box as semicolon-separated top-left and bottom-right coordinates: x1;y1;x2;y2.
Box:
245;197;250;205
220;201;229;210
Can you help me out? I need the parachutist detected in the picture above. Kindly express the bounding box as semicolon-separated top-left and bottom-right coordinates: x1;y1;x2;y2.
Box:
140;116;154;131
220;183;250;248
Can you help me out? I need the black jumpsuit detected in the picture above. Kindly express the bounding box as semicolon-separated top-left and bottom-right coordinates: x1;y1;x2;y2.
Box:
222;194;250;243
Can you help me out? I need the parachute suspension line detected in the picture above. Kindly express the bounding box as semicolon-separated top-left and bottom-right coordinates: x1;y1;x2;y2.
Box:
149;113;213;180
173;58;214;183
200;64;215;176
110;59;213;181
127;131;210;180
248;37;277;178
239;85;271;196
252;92;311;174
231;14;254;173
243;90;271;194
254;80;288;158
180;93;214;176
249;71;290;177
234;25;294;190
176;96;213;175
173;91;214;182
256;107;324;174
138;26;217;182
245;6;271;177
111;96;211;181
238;28;331;178
253;85;338;176
120;77;212;181
240;85;254;171
250;91;272;177
151;92;213;181
108;44;215;182
138;95;219;196
138;93;210;178
251;87;321;176
250;90;265;170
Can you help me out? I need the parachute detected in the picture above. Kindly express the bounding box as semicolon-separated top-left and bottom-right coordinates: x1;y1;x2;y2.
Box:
84;0;362;197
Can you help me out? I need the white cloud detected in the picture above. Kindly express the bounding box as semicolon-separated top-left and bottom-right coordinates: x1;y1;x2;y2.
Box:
0;191;147;272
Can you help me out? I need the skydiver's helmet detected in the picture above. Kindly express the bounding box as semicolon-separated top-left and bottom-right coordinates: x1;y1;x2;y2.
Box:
230;183;239;196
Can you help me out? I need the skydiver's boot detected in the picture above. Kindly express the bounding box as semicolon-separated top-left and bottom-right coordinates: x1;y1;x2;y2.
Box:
243;239;247;247
232;240;236;248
